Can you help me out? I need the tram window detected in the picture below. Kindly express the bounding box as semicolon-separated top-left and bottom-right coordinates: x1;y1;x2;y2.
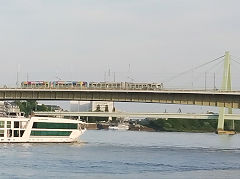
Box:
14;121;19;128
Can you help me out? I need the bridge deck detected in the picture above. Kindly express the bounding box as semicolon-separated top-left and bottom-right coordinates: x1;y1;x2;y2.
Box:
33;112;240;121
0;88;240;108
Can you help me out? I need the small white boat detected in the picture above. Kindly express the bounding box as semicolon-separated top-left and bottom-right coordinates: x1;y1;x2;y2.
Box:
0;115;86;143
108;124;129;130
108;126;119;130
117;124;129;130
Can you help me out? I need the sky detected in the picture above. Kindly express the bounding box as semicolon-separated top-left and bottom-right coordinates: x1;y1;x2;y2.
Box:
0;0;240;112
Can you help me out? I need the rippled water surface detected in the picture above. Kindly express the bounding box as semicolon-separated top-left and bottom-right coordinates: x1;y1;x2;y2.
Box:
1;130;240;178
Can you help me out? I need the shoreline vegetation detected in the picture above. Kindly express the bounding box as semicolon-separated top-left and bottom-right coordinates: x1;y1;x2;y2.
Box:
140;119;240;133
15;100;54;117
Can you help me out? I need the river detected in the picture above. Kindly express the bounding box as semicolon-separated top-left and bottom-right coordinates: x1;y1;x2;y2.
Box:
1;130;240;179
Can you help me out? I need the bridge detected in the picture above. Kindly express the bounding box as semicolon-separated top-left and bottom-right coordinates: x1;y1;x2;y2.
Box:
33;111;240;121
0;51;238;133
0;88;240;109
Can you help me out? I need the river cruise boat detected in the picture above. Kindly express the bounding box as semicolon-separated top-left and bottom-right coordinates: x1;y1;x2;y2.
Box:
0;115;86;143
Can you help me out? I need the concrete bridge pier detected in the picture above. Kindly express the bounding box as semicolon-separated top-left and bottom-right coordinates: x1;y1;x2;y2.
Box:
217;51;235;134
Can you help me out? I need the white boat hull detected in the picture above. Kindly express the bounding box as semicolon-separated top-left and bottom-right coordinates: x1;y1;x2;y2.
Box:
0;117;86;143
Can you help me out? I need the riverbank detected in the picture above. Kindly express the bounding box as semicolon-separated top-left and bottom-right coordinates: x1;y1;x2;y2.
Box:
140;119;240;133
86;119;240;133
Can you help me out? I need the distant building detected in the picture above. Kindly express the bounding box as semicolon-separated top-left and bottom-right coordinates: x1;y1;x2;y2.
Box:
91;101;115;112
45;105;62;112
70;101;92;112
0;101;21;116
70;101;115;112
70;101;115;121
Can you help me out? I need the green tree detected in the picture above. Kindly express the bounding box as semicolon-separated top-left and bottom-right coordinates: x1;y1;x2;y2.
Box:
15;100;52;117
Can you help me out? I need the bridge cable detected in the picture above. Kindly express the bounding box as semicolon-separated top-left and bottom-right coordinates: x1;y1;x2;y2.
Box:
163;55;225;84
193;59;224;81
231;58;240;76
232;59;240;66
231;55;240;61
180;59;224;89
205;58;224;73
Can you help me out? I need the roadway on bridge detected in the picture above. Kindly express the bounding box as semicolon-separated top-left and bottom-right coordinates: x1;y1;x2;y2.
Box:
1;88;240;109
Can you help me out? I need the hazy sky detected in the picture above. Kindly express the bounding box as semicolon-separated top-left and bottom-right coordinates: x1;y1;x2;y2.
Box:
0;0;240;111
0;0;240;87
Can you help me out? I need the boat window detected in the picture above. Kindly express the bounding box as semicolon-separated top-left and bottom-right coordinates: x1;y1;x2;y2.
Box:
0;121;4;128
7;130;12;137
30;131;72;136
32;122;78;129
7;121;11;128
14;122;19;128
10;112;17;116
20;130;24;137
20;122;27;129
14;130;19;137
0;130;4;137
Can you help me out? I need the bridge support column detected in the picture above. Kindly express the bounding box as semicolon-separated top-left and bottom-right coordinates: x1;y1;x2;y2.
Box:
217;108;225;130
217;51;235;134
